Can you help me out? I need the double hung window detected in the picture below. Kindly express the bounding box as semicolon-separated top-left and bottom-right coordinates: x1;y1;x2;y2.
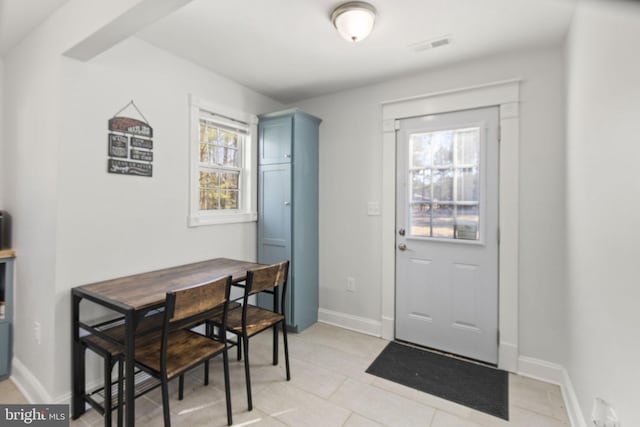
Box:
189;97;257;226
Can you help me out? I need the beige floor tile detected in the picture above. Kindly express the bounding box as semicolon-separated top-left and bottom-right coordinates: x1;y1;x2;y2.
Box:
286;358;346;399
291;339;378;385
431;410;486;427
343;413;387;427
330;378;435;427
8;323;574;427
71;407;104;427
509;375;554;417
508;406;570;427
370;376;473;420
296;323;389;361
253;381;351;427
547;390;570;423
0;379;28;404
509;374;569;423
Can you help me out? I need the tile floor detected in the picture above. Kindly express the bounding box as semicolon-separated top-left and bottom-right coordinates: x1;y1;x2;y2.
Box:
3;323;570;427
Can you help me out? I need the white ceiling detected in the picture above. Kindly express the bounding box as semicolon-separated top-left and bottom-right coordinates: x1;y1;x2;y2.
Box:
137;0;577;103
0;0;70;55
0;0;576;103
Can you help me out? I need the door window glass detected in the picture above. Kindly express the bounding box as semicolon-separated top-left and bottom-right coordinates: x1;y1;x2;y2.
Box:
408;127;481;240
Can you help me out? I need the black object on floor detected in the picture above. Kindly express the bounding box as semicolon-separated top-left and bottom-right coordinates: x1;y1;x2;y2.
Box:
366;341;509;420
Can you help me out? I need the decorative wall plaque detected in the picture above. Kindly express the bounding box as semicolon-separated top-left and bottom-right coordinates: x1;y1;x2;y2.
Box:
107;101;154;177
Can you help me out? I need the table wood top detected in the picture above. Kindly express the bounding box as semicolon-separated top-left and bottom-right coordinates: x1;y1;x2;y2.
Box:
73;258;262;312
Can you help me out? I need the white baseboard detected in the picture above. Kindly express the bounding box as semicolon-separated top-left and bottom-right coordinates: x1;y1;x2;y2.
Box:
11;357;54;404
518;355;587;427
11;357;99;406
561;368;588;427
518;355;565;385
318;308;382;337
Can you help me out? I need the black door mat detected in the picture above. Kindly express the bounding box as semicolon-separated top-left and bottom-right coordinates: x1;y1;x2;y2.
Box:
366;341;509;420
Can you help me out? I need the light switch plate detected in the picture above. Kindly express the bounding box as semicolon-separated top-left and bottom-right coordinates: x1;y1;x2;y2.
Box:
367;202;381;216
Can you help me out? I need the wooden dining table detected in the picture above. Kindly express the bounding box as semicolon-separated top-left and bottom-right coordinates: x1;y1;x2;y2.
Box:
71;257;263;426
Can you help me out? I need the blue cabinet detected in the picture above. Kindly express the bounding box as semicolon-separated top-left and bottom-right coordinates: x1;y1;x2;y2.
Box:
258;109;321;332
0;251;15;381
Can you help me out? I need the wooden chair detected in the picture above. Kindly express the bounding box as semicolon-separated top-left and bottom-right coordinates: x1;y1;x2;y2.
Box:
208;260;290;411
134;275;233;427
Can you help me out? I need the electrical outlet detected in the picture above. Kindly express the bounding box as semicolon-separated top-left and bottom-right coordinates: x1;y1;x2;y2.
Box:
591;398;620;427
34;321;41;345
346;277;356;292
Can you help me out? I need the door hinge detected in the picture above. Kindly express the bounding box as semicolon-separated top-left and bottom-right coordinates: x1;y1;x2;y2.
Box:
497;228;501;245
497;330;500;345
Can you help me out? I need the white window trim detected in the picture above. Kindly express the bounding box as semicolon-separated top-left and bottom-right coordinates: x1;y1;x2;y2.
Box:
188;94;258;226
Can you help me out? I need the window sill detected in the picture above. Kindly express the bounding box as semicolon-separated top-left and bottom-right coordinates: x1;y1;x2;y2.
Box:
188;212;257;227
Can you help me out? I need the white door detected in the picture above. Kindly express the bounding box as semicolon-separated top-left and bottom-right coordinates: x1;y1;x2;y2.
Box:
395;106;499;364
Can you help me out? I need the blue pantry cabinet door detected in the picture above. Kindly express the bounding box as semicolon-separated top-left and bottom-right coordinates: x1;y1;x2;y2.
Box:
259;116;292;165
258;164;293;321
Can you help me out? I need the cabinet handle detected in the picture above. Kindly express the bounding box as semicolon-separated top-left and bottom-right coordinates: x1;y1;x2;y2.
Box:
284;154;291;158
284;202;290;206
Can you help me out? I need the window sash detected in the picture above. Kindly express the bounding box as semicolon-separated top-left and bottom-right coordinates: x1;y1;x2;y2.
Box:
198;117;245;212
189;95;258;227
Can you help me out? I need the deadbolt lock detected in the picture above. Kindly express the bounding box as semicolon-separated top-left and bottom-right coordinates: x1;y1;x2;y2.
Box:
398;228;405;236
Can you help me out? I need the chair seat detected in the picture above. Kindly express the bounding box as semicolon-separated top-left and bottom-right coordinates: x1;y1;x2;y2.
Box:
135;330;225;378
81;334;123;358
102;312;165;342
211;301;241;318
220;304;284;337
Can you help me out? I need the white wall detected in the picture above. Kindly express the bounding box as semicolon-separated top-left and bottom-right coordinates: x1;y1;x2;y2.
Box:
2;0;282;401
565;1;640;425
296;45;567;365
51;37;281;399
3;31;63;399
1;0;171;401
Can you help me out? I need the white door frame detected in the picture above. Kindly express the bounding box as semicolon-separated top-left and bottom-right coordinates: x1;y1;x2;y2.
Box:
380;79;520;372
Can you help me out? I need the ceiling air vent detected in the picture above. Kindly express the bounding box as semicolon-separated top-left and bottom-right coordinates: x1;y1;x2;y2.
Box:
409;35;452;52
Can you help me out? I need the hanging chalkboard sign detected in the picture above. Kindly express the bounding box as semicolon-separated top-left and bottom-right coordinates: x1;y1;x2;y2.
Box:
130;149;153;162
107;101;154;177
108;159;153;177
108;134;128;158
108;117;153;138
131;137;153;150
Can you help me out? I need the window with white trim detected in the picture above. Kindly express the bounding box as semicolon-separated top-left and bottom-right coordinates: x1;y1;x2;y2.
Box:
189;96;257;226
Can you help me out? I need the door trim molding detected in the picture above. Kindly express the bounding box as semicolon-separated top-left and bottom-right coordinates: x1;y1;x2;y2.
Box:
381;79;521;372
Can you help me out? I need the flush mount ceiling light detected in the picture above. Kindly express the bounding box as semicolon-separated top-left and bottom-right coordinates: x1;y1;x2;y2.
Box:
331;1;377;43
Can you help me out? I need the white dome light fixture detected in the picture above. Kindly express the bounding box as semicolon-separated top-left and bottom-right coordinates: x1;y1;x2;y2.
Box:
331;2;377;43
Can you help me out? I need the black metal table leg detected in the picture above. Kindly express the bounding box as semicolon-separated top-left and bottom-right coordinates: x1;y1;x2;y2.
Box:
71;293;85;419
125;309;136;426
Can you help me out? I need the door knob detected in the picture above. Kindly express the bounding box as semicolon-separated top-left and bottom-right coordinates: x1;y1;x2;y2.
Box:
398;243;407;251
398;228;405;236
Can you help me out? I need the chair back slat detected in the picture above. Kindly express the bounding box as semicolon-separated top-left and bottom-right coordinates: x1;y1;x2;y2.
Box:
168;275;230;323
247;261;288;296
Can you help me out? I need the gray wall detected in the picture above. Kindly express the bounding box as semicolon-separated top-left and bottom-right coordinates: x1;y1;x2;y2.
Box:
296;45;567;365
